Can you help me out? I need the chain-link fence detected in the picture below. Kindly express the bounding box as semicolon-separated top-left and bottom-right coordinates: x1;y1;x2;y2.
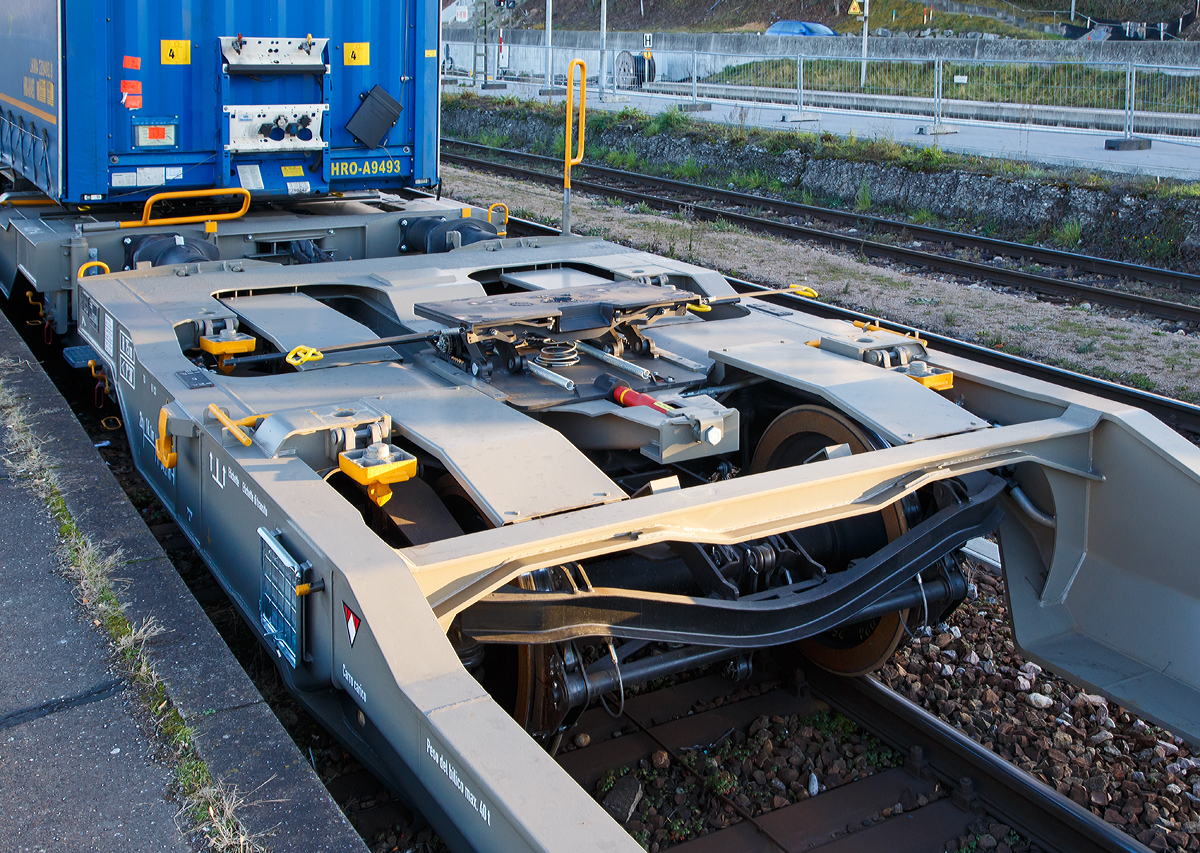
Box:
442;40;1200;144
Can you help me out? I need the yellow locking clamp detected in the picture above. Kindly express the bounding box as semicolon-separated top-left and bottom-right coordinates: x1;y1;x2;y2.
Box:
199;329;256;374
338;442;418;508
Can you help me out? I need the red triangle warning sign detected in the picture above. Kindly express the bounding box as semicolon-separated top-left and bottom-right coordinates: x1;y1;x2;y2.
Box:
344;603;361;646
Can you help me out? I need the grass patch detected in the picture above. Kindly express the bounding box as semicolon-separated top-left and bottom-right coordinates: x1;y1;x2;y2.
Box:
1052;218;1083;248
855;177;872;212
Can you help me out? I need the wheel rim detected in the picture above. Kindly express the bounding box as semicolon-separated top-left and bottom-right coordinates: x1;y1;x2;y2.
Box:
751;405;909;677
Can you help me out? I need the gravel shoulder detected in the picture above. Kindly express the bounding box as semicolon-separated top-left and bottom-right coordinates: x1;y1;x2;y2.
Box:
440;163;1200;403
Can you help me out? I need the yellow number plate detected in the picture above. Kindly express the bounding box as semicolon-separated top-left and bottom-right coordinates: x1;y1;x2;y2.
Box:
330;158;405;178
161;40;190;65
344;42;370;65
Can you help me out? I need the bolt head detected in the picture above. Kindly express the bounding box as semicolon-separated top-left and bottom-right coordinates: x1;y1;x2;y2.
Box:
703;426;723;446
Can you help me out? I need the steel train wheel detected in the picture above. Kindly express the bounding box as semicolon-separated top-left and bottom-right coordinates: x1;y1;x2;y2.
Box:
432;475;565;738
750;405;910;677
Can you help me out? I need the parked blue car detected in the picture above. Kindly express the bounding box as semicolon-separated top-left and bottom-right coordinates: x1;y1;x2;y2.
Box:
766;20;840;36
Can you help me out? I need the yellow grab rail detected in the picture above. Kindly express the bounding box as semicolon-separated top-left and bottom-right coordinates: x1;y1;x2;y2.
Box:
561;59;586;235
77;261;111;278
119;188;251;229
208;404;254;447
488;203;509;238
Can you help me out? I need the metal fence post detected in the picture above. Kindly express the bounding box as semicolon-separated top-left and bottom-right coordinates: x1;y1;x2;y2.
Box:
796;55;802;112
934;56;943;128
1125;61;1135;139
692;50;698;102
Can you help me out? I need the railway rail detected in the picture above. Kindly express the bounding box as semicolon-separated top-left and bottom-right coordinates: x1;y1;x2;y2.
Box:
441;140;1200;328
557;664;1142;853
472;201;1200;438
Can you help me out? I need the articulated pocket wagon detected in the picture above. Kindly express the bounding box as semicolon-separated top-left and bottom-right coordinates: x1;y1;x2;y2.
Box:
74;225;1200;851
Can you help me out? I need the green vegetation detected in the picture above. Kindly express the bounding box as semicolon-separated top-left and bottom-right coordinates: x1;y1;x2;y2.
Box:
855;177;872;211
1052;218;1084;247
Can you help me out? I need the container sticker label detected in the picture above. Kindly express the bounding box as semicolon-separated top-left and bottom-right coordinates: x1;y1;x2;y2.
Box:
119;80;142;94
280;165;304;177
103;314;114;356
425;49;437;57
136;166;165;187
343;603;361;646
111;172;136;188
123;55;142;70
161;40;190;65
286;181;311;195
166;166;183;181
118;330;135;389
124;95;142;110
344;42;369;65
236;165;264;191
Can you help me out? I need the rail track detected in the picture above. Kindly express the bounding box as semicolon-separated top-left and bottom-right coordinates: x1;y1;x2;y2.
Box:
557;663;1142;853
441;140;1200;328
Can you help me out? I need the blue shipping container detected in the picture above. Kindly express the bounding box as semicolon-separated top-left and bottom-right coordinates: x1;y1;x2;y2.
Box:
0;0;439;203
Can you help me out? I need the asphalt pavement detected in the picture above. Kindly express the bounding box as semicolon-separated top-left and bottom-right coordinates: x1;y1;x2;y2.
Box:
0;474;191;852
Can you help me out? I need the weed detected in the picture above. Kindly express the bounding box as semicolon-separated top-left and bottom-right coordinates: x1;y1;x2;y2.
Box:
1052;218;1083;247
801;189;815;206
672;157;703;181
633;201;655;215
943;310;961;326
855;178;871;212
646;106;692;135
912;208;937;226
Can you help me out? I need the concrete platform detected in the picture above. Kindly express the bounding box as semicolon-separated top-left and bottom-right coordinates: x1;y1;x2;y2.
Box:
460;77;1200;181
0;311;368;852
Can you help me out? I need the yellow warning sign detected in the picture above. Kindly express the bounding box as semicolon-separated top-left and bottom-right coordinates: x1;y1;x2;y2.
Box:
161;40;190;65
281;166;305;177
344;42;370;65
847;1;862;13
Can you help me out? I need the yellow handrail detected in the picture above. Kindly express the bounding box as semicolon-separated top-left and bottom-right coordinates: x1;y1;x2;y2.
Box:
562;59;586;235
564;59;587;189
77;261;111;278
208;404;254;447
119;188;251;229
487;203;509;237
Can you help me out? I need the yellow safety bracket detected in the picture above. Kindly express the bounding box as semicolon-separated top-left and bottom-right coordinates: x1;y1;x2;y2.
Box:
200;332;256;375
686;302;712;313
285;345;324;366
853;319;884;333
76;261;111;279
26;292;42;318
910;371;954;392
787;284;819;299
338;448;418;508
155;407;177;470
488;203;509;237
119;188;251;229
87;359;110;395
208;404;254;447
564;59;587;190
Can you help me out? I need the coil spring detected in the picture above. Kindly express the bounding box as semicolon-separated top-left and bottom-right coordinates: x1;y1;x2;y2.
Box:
535;341;580;368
